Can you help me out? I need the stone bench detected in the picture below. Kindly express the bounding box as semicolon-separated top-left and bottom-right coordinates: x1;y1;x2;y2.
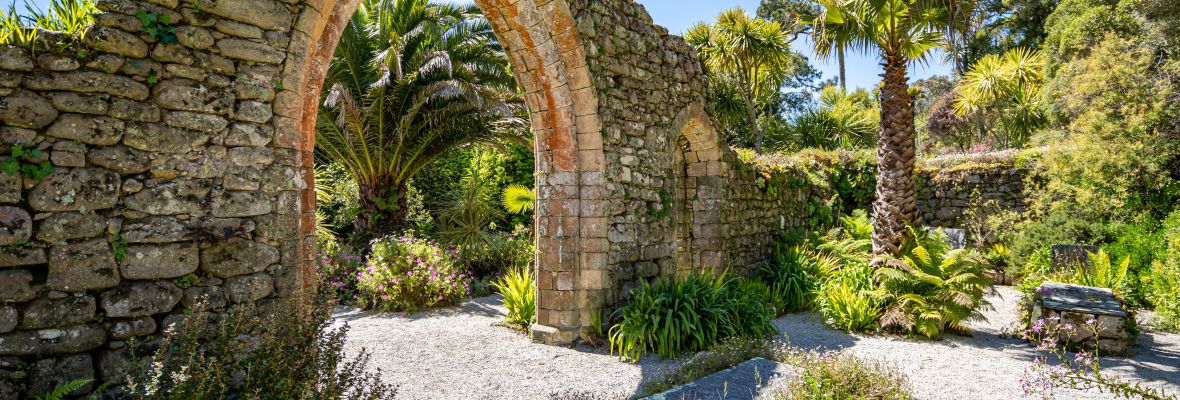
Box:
1029;282;1132;355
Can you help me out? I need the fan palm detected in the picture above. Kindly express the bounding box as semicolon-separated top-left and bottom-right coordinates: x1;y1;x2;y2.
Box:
813;0;949;257
875;227;991;338
686;8;797;153
790;86;879;149
809;4;860;90
316;0;524;239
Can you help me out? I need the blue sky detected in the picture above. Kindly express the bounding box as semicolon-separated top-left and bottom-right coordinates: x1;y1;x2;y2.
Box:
20;0;952;89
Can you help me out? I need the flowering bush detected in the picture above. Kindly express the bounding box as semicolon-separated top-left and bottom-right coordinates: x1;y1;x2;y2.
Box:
1022;316;1176;400
318;242;365;304
357;236;473;313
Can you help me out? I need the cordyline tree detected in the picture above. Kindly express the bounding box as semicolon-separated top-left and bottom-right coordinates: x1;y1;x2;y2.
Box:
686;8;797;153
812;0;951;258
316;0;525;241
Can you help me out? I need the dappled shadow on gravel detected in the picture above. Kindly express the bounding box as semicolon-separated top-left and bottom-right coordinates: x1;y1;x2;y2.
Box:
773;286;1180;400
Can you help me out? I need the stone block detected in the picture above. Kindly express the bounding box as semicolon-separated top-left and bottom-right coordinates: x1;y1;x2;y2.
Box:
0;89;58;129
35;212;106;243
0;206;32;246
100;281;183;318
200;238;280;278
182;285;228;310
47;239;120;292
120;243;200;280
20;295;96;329
225;273;274;303
28;168;120;212
27;354;95;396
106;317;157;340
45;114;125;145
0;305;16;333
0;323;106;355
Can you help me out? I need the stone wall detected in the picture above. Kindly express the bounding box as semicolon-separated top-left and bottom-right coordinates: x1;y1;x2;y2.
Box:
917;150;1031;230
0;0;317;395
715;149;1032;273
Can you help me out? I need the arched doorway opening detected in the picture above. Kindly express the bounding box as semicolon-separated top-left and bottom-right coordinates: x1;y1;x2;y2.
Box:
289;0;608;344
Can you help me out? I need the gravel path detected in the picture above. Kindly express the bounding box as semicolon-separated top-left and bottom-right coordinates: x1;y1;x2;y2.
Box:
775;286;1180;400
334;296;674;400
337;287;1180;400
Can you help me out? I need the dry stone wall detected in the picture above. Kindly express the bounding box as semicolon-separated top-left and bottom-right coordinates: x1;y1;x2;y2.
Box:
0;0;315;395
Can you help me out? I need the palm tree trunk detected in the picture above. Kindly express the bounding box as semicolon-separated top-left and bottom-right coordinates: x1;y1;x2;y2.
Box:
356;177;409;244
745;95;765;153
871;52;919;258
838;47;847;91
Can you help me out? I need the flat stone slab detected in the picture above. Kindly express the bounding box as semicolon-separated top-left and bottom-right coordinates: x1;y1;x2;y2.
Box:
1039;282;1127;317
645;357;799;400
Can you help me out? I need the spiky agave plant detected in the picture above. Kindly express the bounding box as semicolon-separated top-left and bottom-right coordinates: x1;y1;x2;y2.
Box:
501;184;535;214
875;226;991;338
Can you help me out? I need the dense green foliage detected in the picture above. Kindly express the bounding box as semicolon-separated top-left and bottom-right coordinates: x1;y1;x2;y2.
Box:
876;228;991;338
608;274;776;362
780;86;880;151
315;0;524;239
759;245;837;315
686;8;807;153
0;0;96;50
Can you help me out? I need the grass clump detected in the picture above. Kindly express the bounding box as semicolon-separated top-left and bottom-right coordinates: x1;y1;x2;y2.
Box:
771;346;913;400
609;273;776;362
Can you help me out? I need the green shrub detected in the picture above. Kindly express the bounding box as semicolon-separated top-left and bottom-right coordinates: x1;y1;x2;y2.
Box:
1047;250;1131;296
124;288;394;399
317;241;365;304
771;347;913;400
0;0;96;50
1147;260;1180;332
817;275;882;332
758;244;836;315
357;236;472;313
876;228;990;338
492;265;535;329
609;274;775;362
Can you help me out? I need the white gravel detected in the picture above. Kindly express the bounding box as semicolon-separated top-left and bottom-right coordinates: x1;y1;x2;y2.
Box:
337;287;1180;400
333;296;674;400
775;286;1180;400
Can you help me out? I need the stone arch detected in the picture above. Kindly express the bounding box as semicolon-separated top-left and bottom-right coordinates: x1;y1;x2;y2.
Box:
287;0;608;343
672;104;727;275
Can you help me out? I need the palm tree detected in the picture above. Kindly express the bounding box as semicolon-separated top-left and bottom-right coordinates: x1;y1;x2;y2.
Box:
686;8;797;153
788;85;879;150
316;0;523;240
813;0;948;257
810;5;859;90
